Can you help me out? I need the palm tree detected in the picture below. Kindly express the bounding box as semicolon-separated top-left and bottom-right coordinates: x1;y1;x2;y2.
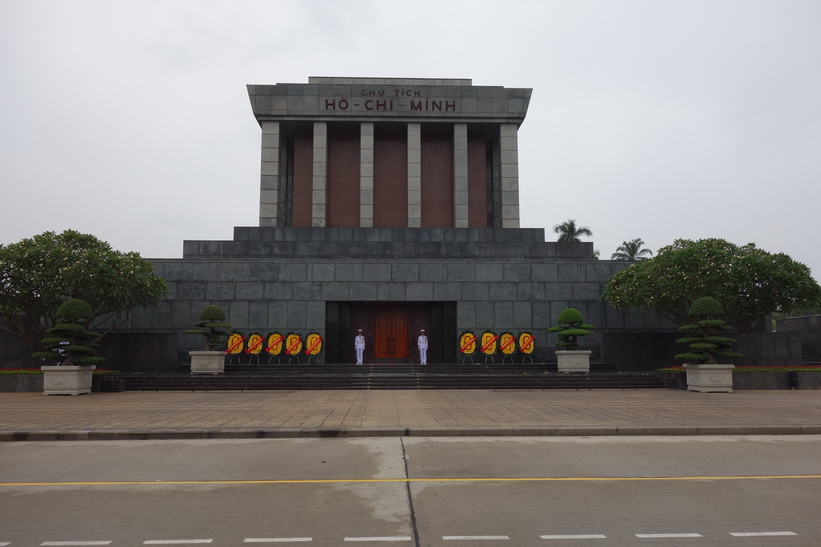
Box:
553;219;593;242
611;238;653;261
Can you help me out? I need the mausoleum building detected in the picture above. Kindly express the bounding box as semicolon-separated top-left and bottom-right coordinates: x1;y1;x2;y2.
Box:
120;78;673;368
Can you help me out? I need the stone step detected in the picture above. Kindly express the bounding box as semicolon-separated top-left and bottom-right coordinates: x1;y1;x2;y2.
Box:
123;368;667;391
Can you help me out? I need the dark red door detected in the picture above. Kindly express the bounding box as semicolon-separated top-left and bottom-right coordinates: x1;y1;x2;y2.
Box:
374;311;408;360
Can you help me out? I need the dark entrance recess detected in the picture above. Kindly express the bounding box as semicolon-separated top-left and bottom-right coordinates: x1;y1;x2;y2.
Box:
326;302;456;364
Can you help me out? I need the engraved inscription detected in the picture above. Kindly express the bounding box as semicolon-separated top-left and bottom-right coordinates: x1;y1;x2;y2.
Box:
324;87;457;113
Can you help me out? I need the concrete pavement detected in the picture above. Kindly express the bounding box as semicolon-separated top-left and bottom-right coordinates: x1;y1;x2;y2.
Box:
2;388;821;440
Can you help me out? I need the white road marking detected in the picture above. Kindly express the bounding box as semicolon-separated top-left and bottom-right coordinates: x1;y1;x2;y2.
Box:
635;533;703;538
143;541;213;545
18;530;807;546
443;537;510;541
244;539;313;543
540;535;607;540
730;531;798;537
343;538;411;542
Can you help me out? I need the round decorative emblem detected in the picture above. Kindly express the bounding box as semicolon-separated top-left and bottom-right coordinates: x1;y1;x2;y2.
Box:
226;333;245;354
265;333;284;355
499;332;516;355
285;333;303;355
459;331;477;355
480;332;498;355
518;332;535;354
305;333;323;355
245;333;263;355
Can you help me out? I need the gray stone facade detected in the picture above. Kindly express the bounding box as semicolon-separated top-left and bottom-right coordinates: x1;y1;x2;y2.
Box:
117;226;678;366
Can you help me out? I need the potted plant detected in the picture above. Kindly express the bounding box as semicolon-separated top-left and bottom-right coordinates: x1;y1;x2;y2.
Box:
675;296;741;392
547;307;594;373
185;305;232;375
33;298;105;395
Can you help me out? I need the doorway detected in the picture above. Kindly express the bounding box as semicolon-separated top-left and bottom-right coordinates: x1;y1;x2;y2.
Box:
325;302;456;364
374;310;409;360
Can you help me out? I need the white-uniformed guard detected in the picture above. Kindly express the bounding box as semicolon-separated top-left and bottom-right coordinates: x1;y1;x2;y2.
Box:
354;329;365;365
417;329;428;365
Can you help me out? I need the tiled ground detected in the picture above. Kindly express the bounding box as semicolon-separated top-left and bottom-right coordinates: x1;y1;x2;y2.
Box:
1;389;820;439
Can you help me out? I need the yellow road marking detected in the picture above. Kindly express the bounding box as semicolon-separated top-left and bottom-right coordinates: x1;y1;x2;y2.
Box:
1;475;820;487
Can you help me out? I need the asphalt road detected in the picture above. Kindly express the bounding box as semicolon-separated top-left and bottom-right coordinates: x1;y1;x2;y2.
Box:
1;436;820;546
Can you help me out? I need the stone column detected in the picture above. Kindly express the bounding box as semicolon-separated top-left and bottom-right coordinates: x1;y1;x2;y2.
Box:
312;122;327;227
259;121;280;227
407;123;422;227
499;123;520;228
453;123;469;228
360;122;374;227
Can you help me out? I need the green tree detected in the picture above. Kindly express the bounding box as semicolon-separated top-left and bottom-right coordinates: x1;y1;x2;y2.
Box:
32;299;106;366
611;238;653;261
0;230;168;351
602;238;821;334
547;307;594;350
553;219;593;242
674;297;742;364
185;305;232;351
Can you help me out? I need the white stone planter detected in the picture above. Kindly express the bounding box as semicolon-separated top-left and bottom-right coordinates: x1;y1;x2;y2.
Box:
684;363;735;393
556;350;591;373
190;350;225;375
41;365;95;395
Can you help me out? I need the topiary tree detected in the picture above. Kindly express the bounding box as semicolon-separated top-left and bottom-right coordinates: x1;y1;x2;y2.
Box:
547;307;594;350
185;305;232;351
674;297;742;364
32;299;105;366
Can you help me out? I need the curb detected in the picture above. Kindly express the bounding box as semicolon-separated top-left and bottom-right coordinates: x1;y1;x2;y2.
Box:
2;425;821;441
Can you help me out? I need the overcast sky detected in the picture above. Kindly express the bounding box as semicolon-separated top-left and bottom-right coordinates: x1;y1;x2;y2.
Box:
2;0;820;279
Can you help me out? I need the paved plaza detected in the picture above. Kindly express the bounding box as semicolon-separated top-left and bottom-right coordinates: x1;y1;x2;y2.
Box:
1;388;820;440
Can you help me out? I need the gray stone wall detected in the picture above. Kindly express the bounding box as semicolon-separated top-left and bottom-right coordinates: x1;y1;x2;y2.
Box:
4;227;803;371
184;227;581;259
127;256;672;365
1;249;803;371
777;315;821;362
98;226;686;366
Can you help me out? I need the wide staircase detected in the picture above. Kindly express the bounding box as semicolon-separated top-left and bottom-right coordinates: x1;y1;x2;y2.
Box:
123;362;668;391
